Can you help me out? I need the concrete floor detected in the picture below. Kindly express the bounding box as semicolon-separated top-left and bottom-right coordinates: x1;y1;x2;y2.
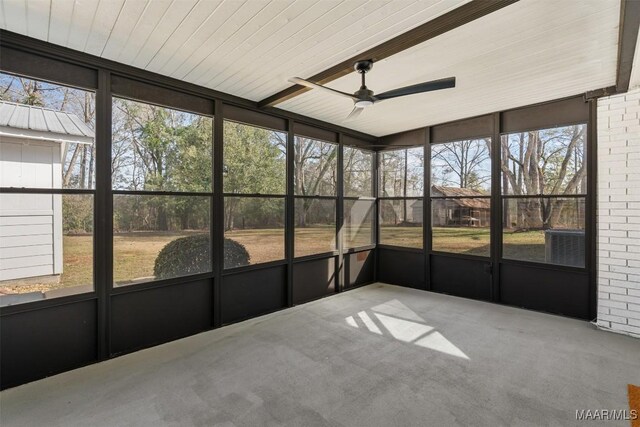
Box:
1;283;639;427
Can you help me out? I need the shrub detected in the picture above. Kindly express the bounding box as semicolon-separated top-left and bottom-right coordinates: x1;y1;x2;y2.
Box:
153;234;250;279
223;238;251;270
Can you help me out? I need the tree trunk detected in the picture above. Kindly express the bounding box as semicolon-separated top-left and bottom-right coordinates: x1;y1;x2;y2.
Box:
63;145;82;187
79;145;88;189
157;206;169;231
88;145;95;188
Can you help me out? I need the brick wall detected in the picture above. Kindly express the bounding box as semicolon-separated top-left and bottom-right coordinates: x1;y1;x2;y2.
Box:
597;87;640;338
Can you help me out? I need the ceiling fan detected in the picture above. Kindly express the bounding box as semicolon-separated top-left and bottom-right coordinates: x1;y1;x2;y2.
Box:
290;60;455;121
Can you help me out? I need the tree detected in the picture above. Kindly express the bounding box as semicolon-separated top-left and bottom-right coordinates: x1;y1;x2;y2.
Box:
111;99;214;232
293;137;337;226
343;146;373;196
223;122;286;230
379;148;423;222
431;139;491;192
501;125;586;229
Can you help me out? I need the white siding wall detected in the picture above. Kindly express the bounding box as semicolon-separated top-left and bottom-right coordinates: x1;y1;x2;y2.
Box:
0;137;63;281
596;87;640;338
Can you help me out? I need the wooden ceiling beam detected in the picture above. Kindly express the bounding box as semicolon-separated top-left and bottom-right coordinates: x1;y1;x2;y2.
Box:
257;0;519;109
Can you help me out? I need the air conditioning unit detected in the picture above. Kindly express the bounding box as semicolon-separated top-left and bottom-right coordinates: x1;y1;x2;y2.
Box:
545;229;585;267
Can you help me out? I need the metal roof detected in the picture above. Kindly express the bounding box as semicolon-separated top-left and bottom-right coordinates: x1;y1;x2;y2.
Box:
431;185;489;198
0;101;94;139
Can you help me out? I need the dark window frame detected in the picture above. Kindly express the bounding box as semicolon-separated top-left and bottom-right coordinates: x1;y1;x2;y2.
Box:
291;135;339;259
428;136;492;259
377;145;425;251
109;93;215;288
220;119;288;270
499;123;589;268
343;144;376;251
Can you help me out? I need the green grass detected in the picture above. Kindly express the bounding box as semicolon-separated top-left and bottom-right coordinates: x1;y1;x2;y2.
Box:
381;226;546;261
380;226;423;249
58;233;199;286
344;225;374;249
432;227;490;256
62;234;94;285
503;229;546;262
2;227;548;294
59;228;343;287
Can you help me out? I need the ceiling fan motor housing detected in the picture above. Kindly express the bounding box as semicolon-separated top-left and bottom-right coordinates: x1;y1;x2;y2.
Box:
354;87;375;102
354;60;374;74
353;60;375;103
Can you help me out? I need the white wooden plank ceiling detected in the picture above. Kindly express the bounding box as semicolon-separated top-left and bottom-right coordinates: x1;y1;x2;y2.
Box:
278;0;622;136
0;0;470;99
0;0;626;136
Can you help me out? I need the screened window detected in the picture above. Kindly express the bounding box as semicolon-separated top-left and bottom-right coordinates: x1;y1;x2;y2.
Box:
112;98;213;286
501;124;587;267
431;198;491;256
343;146;374;197
502;198;585;266
501;125;586;196
343;145;374;250
0;73;95;305
113;195;211;283
223;197;285;268
223;121;286;194
294;136;337;196
378;147;424;197
293;136;338;257
294;198;336;257
379;199;423;249
344;199;374;249
0;73;96;190
378;147;424;249
431;139;491;194
430;139;491;257
112;98;212;192
223;121;286;268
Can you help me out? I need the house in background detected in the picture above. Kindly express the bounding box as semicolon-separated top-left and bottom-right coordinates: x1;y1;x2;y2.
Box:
412;185;490;227
0;101;93;284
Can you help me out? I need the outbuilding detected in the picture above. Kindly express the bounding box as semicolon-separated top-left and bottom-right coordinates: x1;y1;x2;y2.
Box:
0;101;93;284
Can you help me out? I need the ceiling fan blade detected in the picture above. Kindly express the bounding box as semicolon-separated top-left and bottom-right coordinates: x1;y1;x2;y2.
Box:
289;77;357;101
375;77;455;101
345;106;364;121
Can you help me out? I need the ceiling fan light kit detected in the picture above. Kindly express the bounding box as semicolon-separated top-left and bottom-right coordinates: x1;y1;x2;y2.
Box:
354;100;374;108
289;59;456;121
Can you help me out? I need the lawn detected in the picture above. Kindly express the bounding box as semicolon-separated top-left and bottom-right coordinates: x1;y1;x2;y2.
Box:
433;227;490;256
344;224;374;249
0;233;195;294
380;226;423;249
227;225;341;259
502;229;546;262
381;226;546;261
0;226;548;295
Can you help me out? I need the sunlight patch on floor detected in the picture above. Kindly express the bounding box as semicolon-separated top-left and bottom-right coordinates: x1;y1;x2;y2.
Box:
345;299;469;360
